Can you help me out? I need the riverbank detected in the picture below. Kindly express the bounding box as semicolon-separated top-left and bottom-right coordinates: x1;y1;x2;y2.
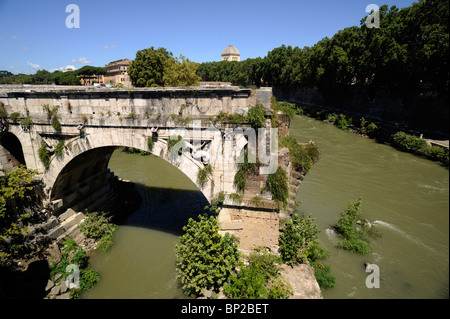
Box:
282;101;449;167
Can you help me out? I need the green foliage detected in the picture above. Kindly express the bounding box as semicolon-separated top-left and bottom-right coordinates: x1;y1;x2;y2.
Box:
175;214;240;297
20;115;33;131
128;46;200;87
147;137;154;152
120;147;150;156
9;112;21;122
197;0;448;101
54;141;65;157
197;164;212;189
333;198;375;255
204;192;225;216
391;131;449;166
78;211;118;251
233;149;260;193
0;105;7;118
0;166;38;265
360;117;379;137
168;135;185;156
279;136;320;173
326;113;352;131
310;260;336;289
212;111;247;125
279;214;322;265
51;117;61;131
49;237;100;299
247;104;266;129
38;141;51;169
78;266;101;293
223;247;293;299
265;166;289;206
272;99;296;119
278;213;335;289
42;104;59;119
391;131;428;154
163;54;201;87
228;193;243;205
74;65;107;76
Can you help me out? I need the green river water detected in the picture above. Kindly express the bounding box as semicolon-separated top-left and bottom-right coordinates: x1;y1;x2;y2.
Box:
82;114;449;299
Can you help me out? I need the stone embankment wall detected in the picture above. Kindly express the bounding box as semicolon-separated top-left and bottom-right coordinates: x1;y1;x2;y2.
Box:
274;86;449;137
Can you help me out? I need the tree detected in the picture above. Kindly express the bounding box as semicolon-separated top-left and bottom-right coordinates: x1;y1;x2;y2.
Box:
128;46;200;87
175;214;240;297
163;55;200;87
0;166;39;266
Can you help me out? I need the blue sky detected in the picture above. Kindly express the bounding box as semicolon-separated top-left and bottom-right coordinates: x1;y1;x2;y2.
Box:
0;0;416;74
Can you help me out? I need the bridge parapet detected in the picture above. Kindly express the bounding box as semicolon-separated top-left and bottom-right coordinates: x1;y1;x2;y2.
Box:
0;86;271;127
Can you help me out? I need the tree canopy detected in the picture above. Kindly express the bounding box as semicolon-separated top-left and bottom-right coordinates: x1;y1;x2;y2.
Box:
196;0;448;95
128;46;200;87
74;65;107;76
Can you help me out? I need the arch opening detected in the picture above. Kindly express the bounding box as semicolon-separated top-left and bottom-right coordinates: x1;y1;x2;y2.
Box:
0;132;26;171
50;145;210;233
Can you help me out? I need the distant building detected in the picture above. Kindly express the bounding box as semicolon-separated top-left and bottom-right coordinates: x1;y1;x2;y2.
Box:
221;45;240;62
103;59;132;88
78;75;104;86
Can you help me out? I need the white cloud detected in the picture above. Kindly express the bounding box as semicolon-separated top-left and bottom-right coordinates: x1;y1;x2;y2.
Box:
27;61;40;69
50;65;77;72
70;58;77;63
102;45;117;49
78;57;90;64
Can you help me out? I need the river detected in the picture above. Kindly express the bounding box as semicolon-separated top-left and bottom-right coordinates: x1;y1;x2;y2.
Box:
82;114;449;299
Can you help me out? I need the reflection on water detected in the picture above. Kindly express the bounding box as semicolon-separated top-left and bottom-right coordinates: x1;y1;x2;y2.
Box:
82;151;208;299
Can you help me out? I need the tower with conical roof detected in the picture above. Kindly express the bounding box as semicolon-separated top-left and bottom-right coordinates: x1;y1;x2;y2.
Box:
221;45;240;61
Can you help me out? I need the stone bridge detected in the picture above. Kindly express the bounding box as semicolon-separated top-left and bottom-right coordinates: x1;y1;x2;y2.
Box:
0;85;302;251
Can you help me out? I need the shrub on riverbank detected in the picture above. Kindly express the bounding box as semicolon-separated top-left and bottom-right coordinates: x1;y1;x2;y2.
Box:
223;247;293;299
391;131;449;166
48;237;100;299
175;214;240;297
279;213;336;289
78;211;118;251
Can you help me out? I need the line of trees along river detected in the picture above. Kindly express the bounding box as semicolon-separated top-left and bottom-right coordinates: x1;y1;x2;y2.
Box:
197;0;449;135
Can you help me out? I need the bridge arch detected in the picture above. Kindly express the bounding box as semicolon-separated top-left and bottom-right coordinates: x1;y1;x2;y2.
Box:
43;129;216;210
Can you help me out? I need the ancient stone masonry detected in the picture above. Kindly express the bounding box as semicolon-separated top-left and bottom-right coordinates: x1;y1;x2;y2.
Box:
0;85;322;299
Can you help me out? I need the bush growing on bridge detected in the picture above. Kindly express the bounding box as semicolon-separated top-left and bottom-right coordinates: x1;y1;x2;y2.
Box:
197;164;212;189
247;104;266;129
175;214;240;297
38;141;51;169
54;141;65;157
265;166;289;207
279;136;320;173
